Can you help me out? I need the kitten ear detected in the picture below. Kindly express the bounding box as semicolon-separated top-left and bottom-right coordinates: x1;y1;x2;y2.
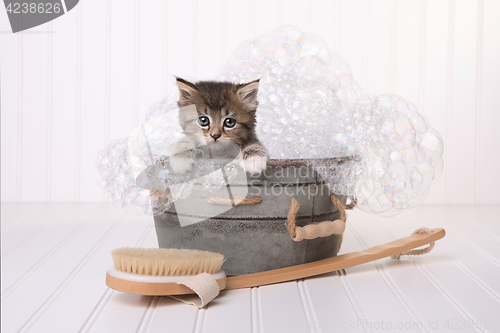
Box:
176;77;198;102
237;79;259;110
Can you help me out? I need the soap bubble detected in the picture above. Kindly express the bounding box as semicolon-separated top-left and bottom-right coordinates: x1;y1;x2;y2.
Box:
97;26;444;216
216;26;443;215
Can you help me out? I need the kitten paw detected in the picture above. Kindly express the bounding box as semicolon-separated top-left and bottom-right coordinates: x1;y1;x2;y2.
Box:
170;156;194;174
240;155;267;174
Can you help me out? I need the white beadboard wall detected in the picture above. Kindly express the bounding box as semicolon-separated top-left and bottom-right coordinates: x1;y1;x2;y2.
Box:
1;0;499;205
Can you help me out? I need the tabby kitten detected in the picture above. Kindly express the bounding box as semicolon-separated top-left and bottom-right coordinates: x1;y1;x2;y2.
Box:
170;78;268;174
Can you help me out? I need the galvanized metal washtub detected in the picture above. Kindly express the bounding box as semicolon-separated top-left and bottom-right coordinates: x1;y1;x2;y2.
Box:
146;158;348;276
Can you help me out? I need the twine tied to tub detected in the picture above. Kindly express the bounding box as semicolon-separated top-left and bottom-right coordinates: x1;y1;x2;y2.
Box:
287;195;347;242
205;196;263;205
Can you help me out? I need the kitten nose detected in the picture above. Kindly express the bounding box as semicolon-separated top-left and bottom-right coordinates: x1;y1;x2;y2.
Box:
210;133;221;141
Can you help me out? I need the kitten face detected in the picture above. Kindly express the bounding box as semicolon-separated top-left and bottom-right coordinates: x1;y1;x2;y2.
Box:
176;78;260;153
172;78;268;174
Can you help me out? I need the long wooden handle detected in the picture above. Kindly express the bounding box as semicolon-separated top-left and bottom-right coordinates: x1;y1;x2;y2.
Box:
225;228;445;290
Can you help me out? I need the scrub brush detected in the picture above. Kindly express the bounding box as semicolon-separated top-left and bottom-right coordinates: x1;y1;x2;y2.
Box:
107;228;445;296
106;248;226;296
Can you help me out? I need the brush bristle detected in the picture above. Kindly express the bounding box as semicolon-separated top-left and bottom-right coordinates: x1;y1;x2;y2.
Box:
111;248;225;276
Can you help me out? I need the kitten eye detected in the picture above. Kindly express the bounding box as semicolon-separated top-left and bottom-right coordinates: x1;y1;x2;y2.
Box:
198;116;210;127
224;118;236;128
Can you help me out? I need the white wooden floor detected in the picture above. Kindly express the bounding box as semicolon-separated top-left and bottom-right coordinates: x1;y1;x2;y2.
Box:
1;203;500;333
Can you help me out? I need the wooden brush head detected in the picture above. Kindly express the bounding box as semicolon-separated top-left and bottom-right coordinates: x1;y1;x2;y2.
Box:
111;248;224;276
